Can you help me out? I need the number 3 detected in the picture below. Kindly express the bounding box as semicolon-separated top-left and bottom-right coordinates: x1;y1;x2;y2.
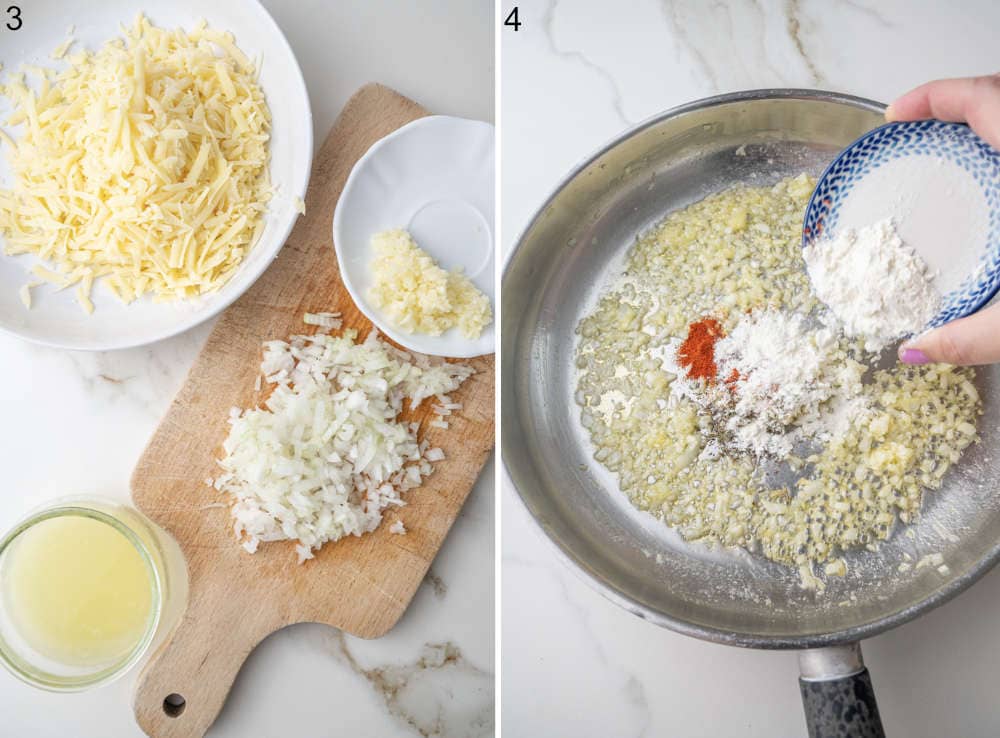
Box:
6;5;21;31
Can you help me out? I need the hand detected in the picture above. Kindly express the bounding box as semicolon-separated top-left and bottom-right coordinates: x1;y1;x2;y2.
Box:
888;75;1000;366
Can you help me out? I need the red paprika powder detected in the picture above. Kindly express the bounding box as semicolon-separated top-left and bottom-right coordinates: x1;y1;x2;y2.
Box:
678;317;723;382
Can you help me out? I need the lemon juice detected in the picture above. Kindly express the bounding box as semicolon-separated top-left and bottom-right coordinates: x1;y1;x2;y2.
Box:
2;513;155;668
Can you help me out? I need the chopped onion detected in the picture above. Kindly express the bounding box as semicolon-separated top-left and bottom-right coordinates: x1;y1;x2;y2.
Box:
211;317;473;561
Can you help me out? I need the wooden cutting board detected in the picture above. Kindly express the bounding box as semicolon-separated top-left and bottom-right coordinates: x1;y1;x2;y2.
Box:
130;84;494;738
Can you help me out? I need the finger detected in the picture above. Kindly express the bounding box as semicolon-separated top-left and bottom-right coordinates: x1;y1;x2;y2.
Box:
899;301;1000;366
886;75;1000;150
886;77;979;122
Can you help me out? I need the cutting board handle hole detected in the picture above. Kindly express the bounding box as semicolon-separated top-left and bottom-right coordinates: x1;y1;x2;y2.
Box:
163;693;186;717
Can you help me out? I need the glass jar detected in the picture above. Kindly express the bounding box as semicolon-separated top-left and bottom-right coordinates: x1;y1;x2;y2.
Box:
0;497;184;691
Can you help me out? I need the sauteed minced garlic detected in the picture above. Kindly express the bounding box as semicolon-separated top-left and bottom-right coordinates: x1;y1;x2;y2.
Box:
575;174;982;591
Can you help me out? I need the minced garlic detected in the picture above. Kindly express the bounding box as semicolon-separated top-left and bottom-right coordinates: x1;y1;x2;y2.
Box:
0;15;272;312
368;229;492;339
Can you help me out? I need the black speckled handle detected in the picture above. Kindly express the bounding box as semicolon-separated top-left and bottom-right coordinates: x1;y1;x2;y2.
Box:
800;668;885;738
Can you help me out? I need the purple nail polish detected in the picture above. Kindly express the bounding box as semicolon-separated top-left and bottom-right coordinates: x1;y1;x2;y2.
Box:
900;348;930;365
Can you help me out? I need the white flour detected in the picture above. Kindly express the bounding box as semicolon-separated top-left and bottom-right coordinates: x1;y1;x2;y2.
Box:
804;219;940;352
653;310;870;458
715;310;866;457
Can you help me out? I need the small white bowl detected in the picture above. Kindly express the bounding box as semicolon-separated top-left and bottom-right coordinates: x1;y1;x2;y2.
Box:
0;0;312;351
333;115;495;358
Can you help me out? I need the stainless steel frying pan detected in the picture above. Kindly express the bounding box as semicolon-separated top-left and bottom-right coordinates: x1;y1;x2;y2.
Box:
502;89;1000;737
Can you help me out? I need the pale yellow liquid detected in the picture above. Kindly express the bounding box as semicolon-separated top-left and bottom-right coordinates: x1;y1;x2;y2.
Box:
2;515;154;667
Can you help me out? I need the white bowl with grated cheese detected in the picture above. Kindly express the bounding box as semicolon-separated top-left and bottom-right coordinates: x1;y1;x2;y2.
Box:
0;0;312;350
333;115;495;358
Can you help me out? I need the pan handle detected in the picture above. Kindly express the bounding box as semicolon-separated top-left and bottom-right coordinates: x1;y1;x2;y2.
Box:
798;643;885;738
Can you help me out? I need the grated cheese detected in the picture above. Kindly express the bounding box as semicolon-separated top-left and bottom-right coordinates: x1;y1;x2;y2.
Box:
18;280;40;308
50;34;76;61
0;15;272;312
368;229;492;339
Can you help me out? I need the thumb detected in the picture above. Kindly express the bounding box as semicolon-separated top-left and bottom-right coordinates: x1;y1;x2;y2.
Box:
899;301;1000;366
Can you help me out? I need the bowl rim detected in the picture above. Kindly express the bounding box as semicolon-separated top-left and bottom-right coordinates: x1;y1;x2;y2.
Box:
0;0;314;352
501;88;1000;649
332;114;496;359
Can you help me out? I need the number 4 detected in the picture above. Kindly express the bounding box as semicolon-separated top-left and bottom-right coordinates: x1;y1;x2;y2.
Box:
504;6;521;32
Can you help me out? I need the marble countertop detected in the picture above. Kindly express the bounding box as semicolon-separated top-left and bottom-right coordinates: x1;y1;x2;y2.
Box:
502;1;1000;737
0;1;494;736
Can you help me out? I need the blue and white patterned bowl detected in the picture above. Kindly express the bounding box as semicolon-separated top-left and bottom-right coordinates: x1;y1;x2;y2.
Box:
803;120;1000;329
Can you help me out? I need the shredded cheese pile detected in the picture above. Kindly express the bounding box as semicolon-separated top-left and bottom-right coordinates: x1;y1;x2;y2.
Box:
0;15;272;312
211;314;473;562
368;229;492;339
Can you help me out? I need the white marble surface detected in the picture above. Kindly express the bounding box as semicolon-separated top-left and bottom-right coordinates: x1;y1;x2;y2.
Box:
0;1;494;736
502;1;1000;736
